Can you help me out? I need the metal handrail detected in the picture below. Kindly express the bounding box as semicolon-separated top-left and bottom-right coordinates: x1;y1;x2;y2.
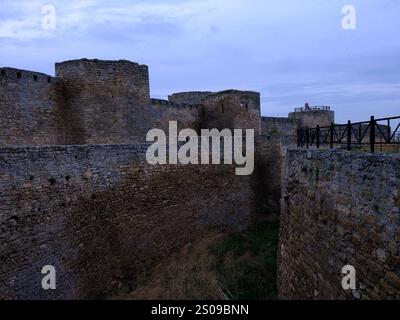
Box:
297;116;400;153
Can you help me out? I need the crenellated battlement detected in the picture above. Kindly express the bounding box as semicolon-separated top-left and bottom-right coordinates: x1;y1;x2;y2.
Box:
0;58;334;147
0;67;55;85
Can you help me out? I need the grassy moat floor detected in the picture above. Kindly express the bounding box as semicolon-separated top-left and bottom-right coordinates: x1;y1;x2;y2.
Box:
113;210;280;300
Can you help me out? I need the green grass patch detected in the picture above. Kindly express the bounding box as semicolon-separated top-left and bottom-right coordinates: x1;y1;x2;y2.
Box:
209;215;280;300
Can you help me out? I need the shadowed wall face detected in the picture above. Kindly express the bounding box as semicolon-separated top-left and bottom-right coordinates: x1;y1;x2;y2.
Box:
0;144;254;299
278;149;400;300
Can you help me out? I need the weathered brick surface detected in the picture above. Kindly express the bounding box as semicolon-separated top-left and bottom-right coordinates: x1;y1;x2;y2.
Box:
278;149;400;300
0;144;254;299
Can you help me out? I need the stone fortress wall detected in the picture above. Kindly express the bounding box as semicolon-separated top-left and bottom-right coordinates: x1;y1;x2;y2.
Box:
0;58;353;300
1;59;334;146
0;59;269;299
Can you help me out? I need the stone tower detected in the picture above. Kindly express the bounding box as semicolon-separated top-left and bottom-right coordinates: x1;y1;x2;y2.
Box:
288;103;334;128
201;90;261;134
55;59;150;144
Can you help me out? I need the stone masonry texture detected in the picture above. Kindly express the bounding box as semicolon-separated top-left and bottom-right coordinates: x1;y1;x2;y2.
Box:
278;149;400;300
0;144;254;299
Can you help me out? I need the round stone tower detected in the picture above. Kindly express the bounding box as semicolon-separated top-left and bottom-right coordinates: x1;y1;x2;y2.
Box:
201;90;261;134
288;104;335;128
55;59;150;144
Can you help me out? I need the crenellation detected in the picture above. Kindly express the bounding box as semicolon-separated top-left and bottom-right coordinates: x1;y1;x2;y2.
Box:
0;67;55;85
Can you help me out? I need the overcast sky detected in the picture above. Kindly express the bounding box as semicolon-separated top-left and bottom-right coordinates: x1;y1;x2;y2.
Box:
0;0;399;123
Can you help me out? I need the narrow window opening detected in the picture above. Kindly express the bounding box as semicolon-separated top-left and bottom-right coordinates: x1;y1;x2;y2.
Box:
33;75;38;81
47;77;51;83
245;104;248;111
1;70;5;76
17;72;22;79
221;103;224;113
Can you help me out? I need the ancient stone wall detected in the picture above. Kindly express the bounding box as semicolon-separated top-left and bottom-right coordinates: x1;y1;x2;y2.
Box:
148;99;201;133
0;144;254;299
278;149;400;299
0;68;61;147
261;117;300;137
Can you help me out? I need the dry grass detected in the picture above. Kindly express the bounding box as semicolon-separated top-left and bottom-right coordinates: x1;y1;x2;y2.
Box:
118;234;228;300
113;213;279;300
